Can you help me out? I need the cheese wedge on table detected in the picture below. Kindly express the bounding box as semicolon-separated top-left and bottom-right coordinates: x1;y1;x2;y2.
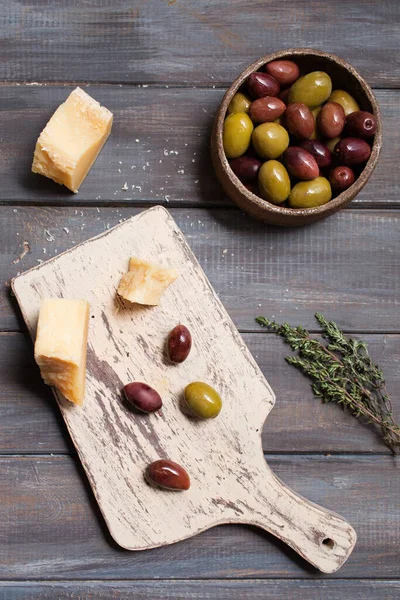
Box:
34;299;90;405
118;257;179;305
32;87;113;192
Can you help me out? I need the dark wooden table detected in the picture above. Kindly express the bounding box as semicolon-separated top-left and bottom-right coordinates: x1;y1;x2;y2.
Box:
1;1;399;598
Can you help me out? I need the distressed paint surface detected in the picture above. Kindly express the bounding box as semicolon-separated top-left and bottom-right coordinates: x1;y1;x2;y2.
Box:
13;206;355;573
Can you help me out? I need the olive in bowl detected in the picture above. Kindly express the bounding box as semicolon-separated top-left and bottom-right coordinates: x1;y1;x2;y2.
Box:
211;48;382;226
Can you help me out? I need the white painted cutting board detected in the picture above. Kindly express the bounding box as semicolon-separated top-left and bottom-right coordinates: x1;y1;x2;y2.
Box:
12;206;356;573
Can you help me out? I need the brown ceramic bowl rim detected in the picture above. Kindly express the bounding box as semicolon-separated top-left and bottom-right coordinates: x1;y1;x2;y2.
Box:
215;48;382;219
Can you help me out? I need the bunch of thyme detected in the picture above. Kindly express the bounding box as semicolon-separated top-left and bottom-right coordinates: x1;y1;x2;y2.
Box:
256;313;400;454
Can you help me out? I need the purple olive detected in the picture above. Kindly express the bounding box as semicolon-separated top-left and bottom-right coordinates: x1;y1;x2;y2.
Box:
243;183;260;196
146;460;190;491
230;156;262;182
249;96;286;124
123;382;162;413
265;60;300;86
334;137;371;165
317;102;345;139
346;111;377;138
247;72;280;99
167;324;192;363
279;87;291;104
283;147;319;180
285;103;314;139
329;166;355;192
300;140;333;169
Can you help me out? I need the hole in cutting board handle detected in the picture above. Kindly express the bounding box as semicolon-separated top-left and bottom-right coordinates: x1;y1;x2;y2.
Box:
322;537;335;550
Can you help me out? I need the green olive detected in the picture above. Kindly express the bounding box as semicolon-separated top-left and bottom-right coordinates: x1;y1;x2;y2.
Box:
227;92;251;115
288;71;332;108
325;136;341;153
289;177;332;208
223;112;253;159
252;122;289;159
258;160;291;204
310;106;321;140
328;90;360;116
184;382;222;419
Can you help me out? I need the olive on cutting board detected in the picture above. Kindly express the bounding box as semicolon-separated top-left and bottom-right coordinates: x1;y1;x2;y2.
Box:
167;324;192;363
123;382;162;413
146;460;190;491
184;382;222;419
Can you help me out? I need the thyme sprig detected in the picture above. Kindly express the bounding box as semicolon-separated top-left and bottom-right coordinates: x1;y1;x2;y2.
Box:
256;313;400;454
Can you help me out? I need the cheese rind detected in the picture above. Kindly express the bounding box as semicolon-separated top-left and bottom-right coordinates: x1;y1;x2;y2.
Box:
118;257;179;305
32;87;113;192
34;299;90;405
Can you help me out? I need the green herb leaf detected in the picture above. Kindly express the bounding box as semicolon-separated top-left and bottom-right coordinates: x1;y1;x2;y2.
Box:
256;313;400;454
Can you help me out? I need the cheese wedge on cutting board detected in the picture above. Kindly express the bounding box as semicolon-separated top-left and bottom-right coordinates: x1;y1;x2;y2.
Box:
118;257;179;305
34;298;90;405
32;87;113;192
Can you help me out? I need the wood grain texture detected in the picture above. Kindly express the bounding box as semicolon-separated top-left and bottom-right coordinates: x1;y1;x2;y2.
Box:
0;86;397;206
0;580;399;600
1;1;399;87
12;206;355;573
0;332;398;454
4;207;400;333
0;455;397;579
0;0;398;594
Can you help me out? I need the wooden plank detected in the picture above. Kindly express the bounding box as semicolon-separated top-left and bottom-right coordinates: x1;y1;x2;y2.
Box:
0;580;399;600
0;455;398;579
0;86;396;206
3;207;400;333
1;1;399;87
12;206;356;573
1;332;398;454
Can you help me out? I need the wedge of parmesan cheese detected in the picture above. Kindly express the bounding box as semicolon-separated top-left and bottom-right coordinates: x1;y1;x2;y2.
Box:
118;257;178;306
34;298;90;405
32;87;113;192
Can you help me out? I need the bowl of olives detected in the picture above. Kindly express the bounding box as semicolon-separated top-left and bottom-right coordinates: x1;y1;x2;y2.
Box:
211;48;382;226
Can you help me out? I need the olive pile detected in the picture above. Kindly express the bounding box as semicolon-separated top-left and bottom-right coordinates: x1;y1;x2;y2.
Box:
123;324;222;491
223;60;376;209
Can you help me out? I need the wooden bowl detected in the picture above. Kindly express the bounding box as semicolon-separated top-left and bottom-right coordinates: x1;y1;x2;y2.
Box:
211;49;382;226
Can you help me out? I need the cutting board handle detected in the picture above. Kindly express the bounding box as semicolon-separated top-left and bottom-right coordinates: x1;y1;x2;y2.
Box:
241;465;357;573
